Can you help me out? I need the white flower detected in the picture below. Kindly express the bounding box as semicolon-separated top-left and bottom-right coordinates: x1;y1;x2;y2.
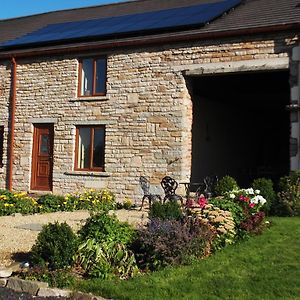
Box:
229;193;235;199
250;196;259;204
251;195;266;205
245;188;254;195
258;195;267;205
255;189;260;194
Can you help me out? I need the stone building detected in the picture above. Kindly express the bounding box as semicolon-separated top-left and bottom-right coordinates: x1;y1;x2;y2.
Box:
0;0;299;202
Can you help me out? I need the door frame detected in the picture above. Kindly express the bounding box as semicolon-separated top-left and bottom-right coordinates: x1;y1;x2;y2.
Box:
30;123;54;191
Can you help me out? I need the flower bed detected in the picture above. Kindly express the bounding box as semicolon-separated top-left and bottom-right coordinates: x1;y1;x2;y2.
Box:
0;189;115;216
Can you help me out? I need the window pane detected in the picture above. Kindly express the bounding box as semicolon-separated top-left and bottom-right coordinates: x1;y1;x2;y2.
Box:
77;128;91;169
93;128;104;168
81;59;93;96
40;134;49;154
95;58;106;94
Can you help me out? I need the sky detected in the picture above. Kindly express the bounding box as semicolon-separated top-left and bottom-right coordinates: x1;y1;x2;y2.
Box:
0;0;128;20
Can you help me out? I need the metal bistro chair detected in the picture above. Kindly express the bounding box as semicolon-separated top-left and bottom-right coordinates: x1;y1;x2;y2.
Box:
195;175;218;199
139;176;162;210
161;176;183;205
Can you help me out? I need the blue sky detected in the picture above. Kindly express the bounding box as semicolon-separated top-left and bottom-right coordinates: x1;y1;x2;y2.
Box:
0;0;128;19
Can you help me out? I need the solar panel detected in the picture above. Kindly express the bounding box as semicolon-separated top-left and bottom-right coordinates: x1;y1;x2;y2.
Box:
1;0;241;48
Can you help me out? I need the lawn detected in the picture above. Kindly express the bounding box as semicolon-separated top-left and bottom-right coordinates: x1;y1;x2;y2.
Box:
76;217;300;300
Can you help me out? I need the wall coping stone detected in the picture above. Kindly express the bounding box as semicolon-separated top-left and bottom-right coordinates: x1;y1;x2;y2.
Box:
7;277;48;296
38;287;71;297
1;276;107;299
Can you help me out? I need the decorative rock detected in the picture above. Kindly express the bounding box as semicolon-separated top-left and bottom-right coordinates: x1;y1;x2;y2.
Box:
38;287;71;297
0;267;12;278
0;262;24;278
0;278;7;287
7;277;48;295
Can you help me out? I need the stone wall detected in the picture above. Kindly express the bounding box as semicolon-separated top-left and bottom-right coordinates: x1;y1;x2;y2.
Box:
0;32;298;202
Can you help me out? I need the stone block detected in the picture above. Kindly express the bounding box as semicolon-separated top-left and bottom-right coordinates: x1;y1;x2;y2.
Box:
7;277;48;295
84;180;107;189
38;287;71;297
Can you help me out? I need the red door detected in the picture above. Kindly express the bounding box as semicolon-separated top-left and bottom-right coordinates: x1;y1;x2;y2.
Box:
31;124;54;191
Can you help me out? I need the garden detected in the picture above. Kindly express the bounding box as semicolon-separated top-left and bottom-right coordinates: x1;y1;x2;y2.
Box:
1;171;300;299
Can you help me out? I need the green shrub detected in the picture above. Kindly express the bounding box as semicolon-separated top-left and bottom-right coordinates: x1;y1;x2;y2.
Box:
132;216;216;271
208;197;245;225
75;239;139;279
37;194;65;213
78;212;135;246
30;222;78;270
252;178;276;213
76;212;138;279
277;171;300;216
215;176;239;196
149;201;183;221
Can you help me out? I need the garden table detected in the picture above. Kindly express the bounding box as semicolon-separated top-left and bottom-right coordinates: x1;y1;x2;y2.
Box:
179;182;204;202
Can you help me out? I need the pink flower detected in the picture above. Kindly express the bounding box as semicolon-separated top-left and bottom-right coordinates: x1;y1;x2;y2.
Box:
198;196;208;209
186;199;195;208
249;203;256;208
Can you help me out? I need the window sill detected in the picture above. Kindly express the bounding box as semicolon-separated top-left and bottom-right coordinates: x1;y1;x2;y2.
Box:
64;171;111;177
70;96;109;102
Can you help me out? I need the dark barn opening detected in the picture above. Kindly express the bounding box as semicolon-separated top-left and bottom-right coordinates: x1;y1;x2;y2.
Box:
189;71;290;187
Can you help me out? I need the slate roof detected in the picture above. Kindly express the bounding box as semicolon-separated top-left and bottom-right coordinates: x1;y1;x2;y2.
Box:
0;0;299;52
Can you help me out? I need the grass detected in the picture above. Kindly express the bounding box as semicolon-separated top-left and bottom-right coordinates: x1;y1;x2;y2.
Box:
75;217;300;300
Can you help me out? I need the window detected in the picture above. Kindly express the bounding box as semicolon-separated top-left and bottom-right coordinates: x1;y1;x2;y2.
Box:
0;127;3;167
75;126;105;171
78;57;107;97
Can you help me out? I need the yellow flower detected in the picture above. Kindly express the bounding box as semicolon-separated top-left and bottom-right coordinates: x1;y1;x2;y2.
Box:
4;203;9;207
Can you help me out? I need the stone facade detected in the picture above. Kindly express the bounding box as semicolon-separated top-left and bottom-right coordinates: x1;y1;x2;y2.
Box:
0;32;298;202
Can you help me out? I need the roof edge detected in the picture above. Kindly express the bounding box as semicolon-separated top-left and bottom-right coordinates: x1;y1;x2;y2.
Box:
0;22;299;60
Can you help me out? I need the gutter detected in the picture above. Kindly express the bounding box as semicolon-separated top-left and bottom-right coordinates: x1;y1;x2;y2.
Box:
7;57;16;191
0;23;299;59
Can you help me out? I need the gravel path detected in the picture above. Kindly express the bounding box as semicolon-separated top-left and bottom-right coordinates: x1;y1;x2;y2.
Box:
0;209;148;267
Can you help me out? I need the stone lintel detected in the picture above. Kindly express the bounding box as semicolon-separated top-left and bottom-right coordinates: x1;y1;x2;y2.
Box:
177;57;289;76
74;120;111;125
29;118;58;124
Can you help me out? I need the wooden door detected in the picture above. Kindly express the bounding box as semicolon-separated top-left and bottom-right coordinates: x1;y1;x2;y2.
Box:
31;124;54;191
